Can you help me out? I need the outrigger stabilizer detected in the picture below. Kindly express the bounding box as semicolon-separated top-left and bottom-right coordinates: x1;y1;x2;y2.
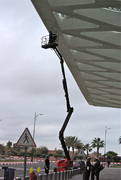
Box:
41;33;74;171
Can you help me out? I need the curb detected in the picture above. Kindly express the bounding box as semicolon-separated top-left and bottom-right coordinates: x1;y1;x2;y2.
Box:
0;162;38;165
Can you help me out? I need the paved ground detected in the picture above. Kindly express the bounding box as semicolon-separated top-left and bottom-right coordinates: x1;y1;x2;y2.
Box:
0;161;56;179
73;168;121;180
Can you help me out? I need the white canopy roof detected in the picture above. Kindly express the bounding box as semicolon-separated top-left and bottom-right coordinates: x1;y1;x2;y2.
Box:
31;0;121;108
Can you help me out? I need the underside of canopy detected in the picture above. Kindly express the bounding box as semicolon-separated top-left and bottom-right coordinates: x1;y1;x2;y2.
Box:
31;0;121;108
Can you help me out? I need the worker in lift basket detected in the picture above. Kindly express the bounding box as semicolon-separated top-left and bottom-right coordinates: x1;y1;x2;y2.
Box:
49;31;57;43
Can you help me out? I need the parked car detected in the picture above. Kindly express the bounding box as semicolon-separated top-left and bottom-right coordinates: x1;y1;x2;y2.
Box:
73;160;85;170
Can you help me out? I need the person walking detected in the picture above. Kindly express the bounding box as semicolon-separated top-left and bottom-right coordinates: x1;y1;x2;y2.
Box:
107;160;110;167
44;155;50;174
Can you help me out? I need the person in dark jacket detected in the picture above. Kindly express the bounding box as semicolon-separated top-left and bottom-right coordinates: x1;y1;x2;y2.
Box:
107;160;110;167
49;31;57;43
91;157;100;180
94;157;100;180
86;157;91;180
44;155;50;174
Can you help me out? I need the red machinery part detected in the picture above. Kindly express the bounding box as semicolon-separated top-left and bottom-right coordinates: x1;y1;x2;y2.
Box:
57;159;73;172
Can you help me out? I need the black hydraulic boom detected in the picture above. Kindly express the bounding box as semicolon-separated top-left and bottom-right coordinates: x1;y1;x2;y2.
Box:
42;35;74;160
54;48;71;112
54;47;74;160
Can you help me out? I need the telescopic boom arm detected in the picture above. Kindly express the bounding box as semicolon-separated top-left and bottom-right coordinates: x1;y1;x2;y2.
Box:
54;47;74;160
54;48;71;112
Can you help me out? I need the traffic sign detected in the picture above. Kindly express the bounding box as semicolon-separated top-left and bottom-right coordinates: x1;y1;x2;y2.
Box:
16;128;36;147
78;148;86;157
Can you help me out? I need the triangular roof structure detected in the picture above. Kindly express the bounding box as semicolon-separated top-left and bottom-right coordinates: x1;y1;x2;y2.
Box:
16;128;36;147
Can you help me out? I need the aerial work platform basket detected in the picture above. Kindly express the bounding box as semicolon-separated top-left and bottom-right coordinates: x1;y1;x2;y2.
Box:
41;33;58;49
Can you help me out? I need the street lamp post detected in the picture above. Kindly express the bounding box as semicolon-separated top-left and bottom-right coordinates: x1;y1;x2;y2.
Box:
31;113;43;162
104;126;110;156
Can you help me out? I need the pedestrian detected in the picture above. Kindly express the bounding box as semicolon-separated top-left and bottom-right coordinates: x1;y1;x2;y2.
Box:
30;171;37;180
86;157;91;180
107;160;110;167
44;155;50;174
91;157;100;180
94;157;100;180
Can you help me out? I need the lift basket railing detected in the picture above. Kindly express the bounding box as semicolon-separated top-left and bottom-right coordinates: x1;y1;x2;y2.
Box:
41;35;59;49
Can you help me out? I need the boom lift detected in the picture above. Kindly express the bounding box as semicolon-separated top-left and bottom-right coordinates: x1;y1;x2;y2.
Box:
41;34;74;171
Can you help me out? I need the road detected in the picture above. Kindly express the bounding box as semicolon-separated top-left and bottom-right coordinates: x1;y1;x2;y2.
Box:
0;161;57;179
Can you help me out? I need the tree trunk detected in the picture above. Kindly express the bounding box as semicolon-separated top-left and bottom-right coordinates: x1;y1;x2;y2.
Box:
87;150;88;157
97;147;99;157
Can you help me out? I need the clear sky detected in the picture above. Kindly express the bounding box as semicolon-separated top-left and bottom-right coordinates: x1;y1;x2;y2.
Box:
0;0;121;156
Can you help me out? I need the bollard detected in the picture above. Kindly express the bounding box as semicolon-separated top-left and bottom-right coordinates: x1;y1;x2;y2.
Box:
68;170;71;179
70;170;72;179
54;172;57;180
25;176;29;180
45;173;49;180
65;171;67;180
71;169;74;177
47;173;51;180
83;166;91;180
2;167;8;180
57;172;60;180
38;174;43;180
83;167;87;180
67;171;69;179
62;171;64;180
49;173;53;180
59;171;62;180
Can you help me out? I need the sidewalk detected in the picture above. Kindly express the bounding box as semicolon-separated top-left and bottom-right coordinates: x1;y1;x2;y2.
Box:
73;168;121;180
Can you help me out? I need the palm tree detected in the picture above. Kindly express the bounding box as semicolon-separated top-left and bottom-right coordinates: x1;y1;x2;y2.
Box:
65;136;81;156
75;142;84;152
0;144;5;156
84;143;92;157
7;141;12;149
118;136;121;144
91;137;104;157
7;141;12;156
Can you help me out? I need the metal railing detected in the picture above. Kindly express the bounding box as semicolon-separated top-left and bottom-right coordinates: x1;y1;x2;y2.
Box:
15;168;82;180
41;35;59;47
41;35;49;46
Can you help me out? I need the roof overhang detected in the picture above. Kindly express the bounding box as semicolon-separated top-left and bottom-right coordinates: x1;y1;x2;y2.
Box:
31;0;121;108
